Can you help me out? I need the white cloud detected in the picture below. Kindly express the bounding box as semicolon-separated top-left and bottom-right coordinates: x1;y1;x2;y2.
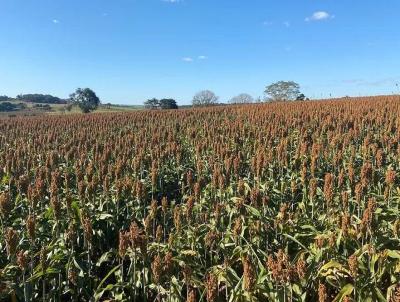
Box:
52;19;59;24
305;11;332;22
263;21;273;26
182;57;193;62
198;55;207;60
162;0;181;3
283;21;290;28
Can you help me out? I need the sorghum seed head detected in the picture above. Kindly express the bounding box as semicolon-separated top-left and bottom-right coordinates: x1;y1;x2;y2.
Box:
156;225;163;242
26;215;36;241
5;228;18;257
243;255;256;292
318;283;327;302
118;231;129;258
151;254;163;284
0;192;12;217
348;254;358;278
17;250;28;271
205;273;218;302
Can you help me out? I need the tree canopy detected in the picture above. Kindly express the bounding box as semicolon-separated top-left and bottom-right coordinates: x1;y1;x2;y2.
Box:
229;93;254;104
144;98;160;110
69;88;101;113
16;94;66;104
265;81;301;101
0;95;11;102
159;99;178;109
296;93;309;101
0;102;26;112
192;90;218;107
144;98;178;110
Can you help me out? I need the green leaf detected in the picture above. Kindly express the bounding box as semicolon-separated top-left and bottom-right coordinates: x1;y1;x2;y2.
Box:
94;284;114;301
318;260;350;277
332;284;353;302
71;201;81;221
27;267;59;282
97;213;113;220
386;250;400;259
96;251;115;267
95;264;121;297
374;287;386;302
244;204;262;218
282;233;309;252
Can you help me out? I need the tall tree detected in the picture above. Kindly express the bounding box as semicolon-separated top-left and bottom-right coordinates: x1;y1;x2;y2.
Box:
144;98;160;109
192;90;218;107
69;88;100;113
264;81;301;101
229;93;254;104
296;93;308;101
159;99;178;109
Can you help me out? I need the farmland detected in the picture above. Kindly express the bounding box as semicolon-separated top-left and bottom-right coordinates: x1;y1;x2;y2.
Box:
0;95;400;301
0;98;142;117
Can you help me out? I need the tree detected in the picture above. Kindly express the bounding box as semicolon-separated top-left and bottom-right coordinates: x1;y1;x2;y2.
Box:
192;90;218;107
229;93;254;104
159;99;178;109
0;102;26;112
296;93;309;101
264;81;301;102
0;95;11;102
69;88;100;113
144;98;160;109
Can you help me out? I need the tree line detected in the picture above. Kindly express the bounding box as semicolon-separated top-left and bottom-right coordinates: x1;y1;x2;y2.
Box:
0;94;67;104
16;94;67;104
144;81;308;108
144;98;178;110
1;81;308;113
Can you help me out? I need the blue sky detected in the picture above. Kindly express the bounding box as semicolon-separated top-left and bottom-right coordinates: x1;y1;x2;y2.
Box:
0;0;399;104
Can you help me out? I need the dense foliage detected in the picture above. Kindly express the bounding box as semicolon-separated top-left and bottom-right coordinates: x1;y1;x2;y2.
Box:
0;102;26;112
265;81;302;102
0;96;400;301
16;94;67;104
229;94;254;104
69;88;100;113
0;96;11;102
144;99;178;110
192;90;219;107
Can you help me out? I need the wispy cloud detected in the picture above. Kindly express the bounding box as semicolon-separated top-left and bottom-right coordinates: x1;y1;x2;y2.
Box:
162;0;181;3
52;19;60;24
262;20;273;26
182;56;208;62
283;21;290;28
305;11;333;22
343;77;400;87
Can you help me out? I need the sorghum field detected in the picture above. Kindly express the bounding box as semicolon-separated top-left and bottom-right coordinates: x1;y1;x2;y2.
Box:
1;96;400;302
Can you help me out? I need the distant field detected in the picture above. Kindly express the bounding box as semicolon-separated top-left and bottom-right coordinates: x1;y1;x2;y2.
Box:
0;99;143;116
